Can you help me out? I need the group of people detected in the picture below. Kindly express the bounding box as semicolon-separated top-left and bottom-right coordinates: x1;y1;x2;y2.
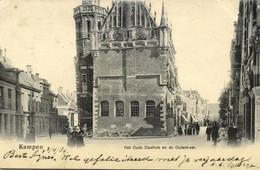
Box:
178;122;200;136
206;122;239;146
67;126;85;147
206;122;220;145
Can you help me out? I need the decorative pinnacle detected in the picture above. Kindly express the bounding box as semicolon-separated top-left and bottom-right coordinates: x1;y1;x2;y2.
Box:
160;0;167;27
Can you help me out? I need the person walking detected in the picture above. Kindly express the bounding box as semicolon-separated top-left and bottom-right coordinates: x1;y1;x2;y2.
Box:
212;122;219;146
67;127;75;147
195;123;200;135
49;128;53;139
187;125;192;135
178;126;183;135
206;125;212;141
184;124;187;135
228;123;238;146
192;124;196;135
74;126;85;147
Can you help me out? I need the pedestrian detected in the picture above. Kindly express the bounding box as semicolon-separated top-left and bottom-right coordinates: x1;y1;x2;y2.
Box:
187;125;192;135
74;126;85;147
184;124;187;135
67;127;75;147
206;125;212;141
192;124;196;135
212;122;219;146
178;126;183;135
228;123;238;146
195;123;200;135
49;128;53;139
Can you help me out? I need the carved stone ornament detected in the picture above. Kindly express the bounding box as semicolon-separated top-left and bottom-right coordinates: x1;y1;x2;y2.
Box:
243;71;251;90
113;29;124;41
135;28;147;40
254;25;260;53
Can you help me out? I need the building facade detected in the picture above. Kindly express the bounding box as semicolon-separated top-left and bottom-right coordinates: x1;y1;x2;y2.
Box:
0;50;59;138
57;87;78;129
230;0;260;143
74;0;184;137
0;48;24;138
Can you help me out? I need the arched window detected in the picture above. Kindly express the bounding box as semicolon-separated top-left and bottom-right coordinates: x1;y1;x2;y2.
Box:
98;21;102;30
131;101;139;117
146;101;155;117
116;101;124;116
101;101;109;116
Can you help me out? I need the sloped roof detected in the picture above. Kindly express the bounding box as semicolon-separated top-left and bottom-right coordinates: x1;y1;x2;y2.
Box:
19;72;41;91
58;92;78;111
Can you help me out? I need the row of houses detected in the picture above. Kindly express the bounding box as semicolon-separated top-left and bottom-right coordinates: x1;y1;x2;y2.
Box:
229;0;260;144
0;48;78;138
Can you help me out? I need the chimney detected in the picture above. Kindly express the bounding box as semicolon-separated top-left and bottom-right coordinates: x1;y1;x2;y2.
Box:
58;86;63;94
26;65;33;74
35;73;39;78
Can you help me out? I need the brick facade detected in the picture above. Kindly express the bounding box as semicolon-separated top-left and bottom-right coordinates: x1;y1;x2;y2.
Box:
74;0;181;137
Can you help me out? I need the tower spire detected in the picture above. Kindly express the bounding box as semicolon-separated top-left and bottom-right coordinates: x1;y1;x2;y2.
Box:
160;0;166;27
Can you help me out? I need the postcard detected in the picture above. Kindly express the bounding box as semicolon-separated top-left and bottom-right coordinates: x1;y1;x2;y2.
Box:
0;0;259;169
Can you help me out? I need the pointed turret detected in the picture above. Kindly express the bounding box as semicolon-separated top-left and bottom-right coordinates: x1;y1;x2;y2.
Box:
160;1;167;27
159;0;169;48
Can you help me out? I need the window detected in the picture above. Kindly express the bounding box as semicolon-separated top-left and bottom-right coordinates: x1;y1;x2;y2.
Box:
116;101;124;116
8;89;12;109
0;87;4;108
101;101;109;116
131;101;139;117
82;74;87;83
183;103;187;111
146;101;155;117
28;94;31;111
87;20;91;37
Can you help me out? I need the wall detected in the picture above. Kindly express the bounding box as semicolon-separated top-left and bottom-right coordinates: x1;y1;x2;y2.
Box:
93;47;168;136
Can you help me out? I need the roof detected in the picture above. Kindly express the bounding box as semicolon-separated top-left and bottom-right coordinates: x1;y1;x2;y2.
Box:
183;90;205;103
19;72;41;91
58;91;78;111
0;61;16;84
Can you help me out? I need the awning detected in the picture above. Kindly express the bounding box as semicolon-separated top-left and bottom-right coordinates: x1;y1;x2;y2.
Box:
191;115;198;122
181;115;188;122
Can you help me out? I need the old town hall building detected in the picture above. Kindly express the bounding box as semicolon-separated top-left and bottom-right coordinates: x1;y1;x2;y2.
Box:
74;0;183;137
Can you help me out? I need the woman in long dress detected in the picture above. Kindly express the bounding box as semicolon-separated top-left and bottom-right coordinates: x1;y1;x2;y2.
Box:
74;126;85;147
67;127;75;147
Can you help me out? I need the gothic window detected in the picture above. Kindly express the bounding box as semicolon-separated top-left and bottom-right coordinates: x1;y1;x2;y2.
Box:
113;15;117;27
0;87;4;109
118;7;122;26
76;21;82;39
98;21;102;30
116;101;124;117
141;10;145;26
123;7;126;27
131;101;139;117
146;101;155;117
8;89;12;109
101;101;109;116
87;20;91;37
131;6;135;26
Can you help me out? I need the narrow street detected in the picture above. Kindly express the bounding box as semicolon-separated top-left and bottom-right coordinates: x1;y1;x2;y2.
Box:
32;127;220;148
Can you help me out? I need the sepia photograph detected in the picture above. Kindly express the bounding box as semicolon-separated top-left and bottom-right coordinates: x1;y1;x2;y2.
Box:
0;0;259;169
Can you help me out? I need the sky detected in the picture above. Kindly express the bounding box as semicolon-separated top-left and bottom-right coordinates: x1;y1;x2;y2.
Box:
0;0;239;103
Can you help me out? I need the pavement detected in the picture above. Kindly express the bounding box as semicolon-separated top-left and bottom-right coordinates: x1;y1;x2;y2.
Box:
33;127;218;148
3;127;250;148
